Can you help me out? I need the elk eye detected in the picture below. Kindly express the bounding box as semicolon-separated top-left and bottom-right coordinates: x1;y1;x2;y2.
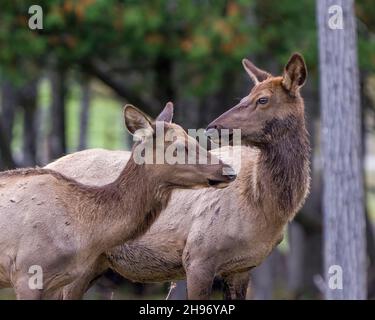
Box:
257;97;269;105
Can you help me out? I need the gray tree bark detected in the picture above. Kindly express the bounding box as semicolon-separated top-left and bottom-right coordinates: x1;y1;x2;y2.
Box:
317;0;367;299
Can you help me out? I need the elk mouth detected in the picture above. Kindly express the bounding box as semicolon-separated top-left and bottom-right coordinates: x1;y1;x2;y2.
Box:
207;174;236;189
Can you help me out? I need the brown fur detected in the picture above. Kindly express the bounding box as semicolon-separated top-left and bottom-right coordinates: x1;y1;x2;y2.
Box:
245;114;310;219
0;160;171;238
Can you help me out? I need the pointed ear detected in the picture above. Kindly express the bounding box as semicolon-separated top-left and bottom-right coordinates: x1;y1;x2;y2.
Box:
281;53;307;96
242;58;271;85
156;101;174;123
123;104;153;136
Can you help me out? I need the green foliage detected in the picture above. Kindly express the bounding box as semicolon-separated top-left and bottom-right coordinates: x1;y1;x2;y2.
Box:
0;0;373;92
253;0;317;73
0;0;257;95
356;0;375;72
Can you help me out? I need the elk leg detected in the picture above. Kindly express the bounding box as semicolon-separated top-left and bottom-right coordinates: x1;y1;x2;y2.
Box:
62;282;86;300
14;275;42;300
222;271;250;300
185;261;215;300
61;257;108;300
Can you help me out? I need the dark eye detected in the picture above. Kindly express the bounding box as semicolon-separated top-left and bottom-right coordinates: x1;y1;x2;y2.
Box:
257;97;269;105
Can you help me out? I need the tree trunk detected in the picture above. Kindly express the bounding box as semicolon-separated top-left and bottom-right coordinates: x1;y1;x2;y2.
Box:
0;80;17;169
78;79;90;151
1;80;17;140
317;0;366;299
19;81;38;166
0;120;16;169
48;68;67;161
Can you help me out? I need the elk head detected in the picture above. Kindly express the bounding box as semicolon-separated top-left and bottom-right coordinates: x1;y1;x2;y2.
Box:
124;102;236;189
206;53;307;147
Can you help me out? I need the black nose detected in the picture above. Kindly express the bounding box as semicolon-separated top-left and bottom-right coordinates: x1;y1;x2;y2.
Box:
226;174;237;181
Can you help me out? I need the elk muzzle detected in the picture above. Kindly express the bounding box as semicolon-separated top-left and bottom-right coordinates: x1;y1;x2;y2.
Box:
207;164;236;189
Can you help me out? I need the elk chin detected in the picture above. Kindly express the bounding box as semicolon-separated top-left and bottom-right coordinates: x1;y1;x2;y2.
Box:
207;179;231;189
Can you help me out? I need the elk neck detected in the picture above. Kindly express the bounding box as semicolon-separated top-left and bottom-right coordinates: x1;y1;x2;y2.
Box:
72;156;173;249
244;113;310;224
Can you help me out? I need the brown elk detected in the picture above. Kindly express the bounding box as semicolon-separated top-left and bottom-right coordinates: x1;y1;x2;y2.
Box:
0;103;234;299
46;53;310;299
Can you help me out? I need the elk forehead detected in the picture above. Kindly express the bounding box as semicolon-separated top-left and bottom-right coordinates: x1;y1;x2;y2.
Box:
166;123;186;135
249;76;283;96
164;123;187;137
237;77;279;107
163;122;189;144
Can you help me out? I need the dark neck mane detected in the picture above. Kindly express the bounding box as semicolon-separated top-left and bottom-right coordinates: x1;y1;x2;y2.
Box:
250;115;310;221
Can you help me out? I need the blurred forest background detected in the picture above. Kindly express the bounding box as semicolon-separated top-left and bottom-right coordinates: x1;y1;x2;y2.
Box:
0;0;374;299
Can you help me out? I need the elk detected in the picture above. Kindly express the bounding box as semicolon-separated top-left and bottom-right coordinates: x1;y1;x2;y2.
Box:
46;53;310;299
0;103;234;299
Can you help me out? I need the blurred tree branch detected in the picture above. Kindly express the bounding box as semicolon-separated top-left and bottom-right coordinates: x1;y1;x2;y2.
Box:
82;61;155;115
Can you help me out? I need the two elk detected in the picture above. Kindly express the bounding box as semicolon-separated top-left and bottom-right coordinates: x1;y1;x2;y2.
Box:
46;53;310;299
0;103;234;299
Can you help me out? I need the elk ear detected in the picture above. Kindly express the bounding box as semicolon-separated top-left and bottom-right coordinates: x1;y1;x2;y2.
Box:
156;101;174;123
123;104;153;137
282;53;307;96
242;58;271;85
